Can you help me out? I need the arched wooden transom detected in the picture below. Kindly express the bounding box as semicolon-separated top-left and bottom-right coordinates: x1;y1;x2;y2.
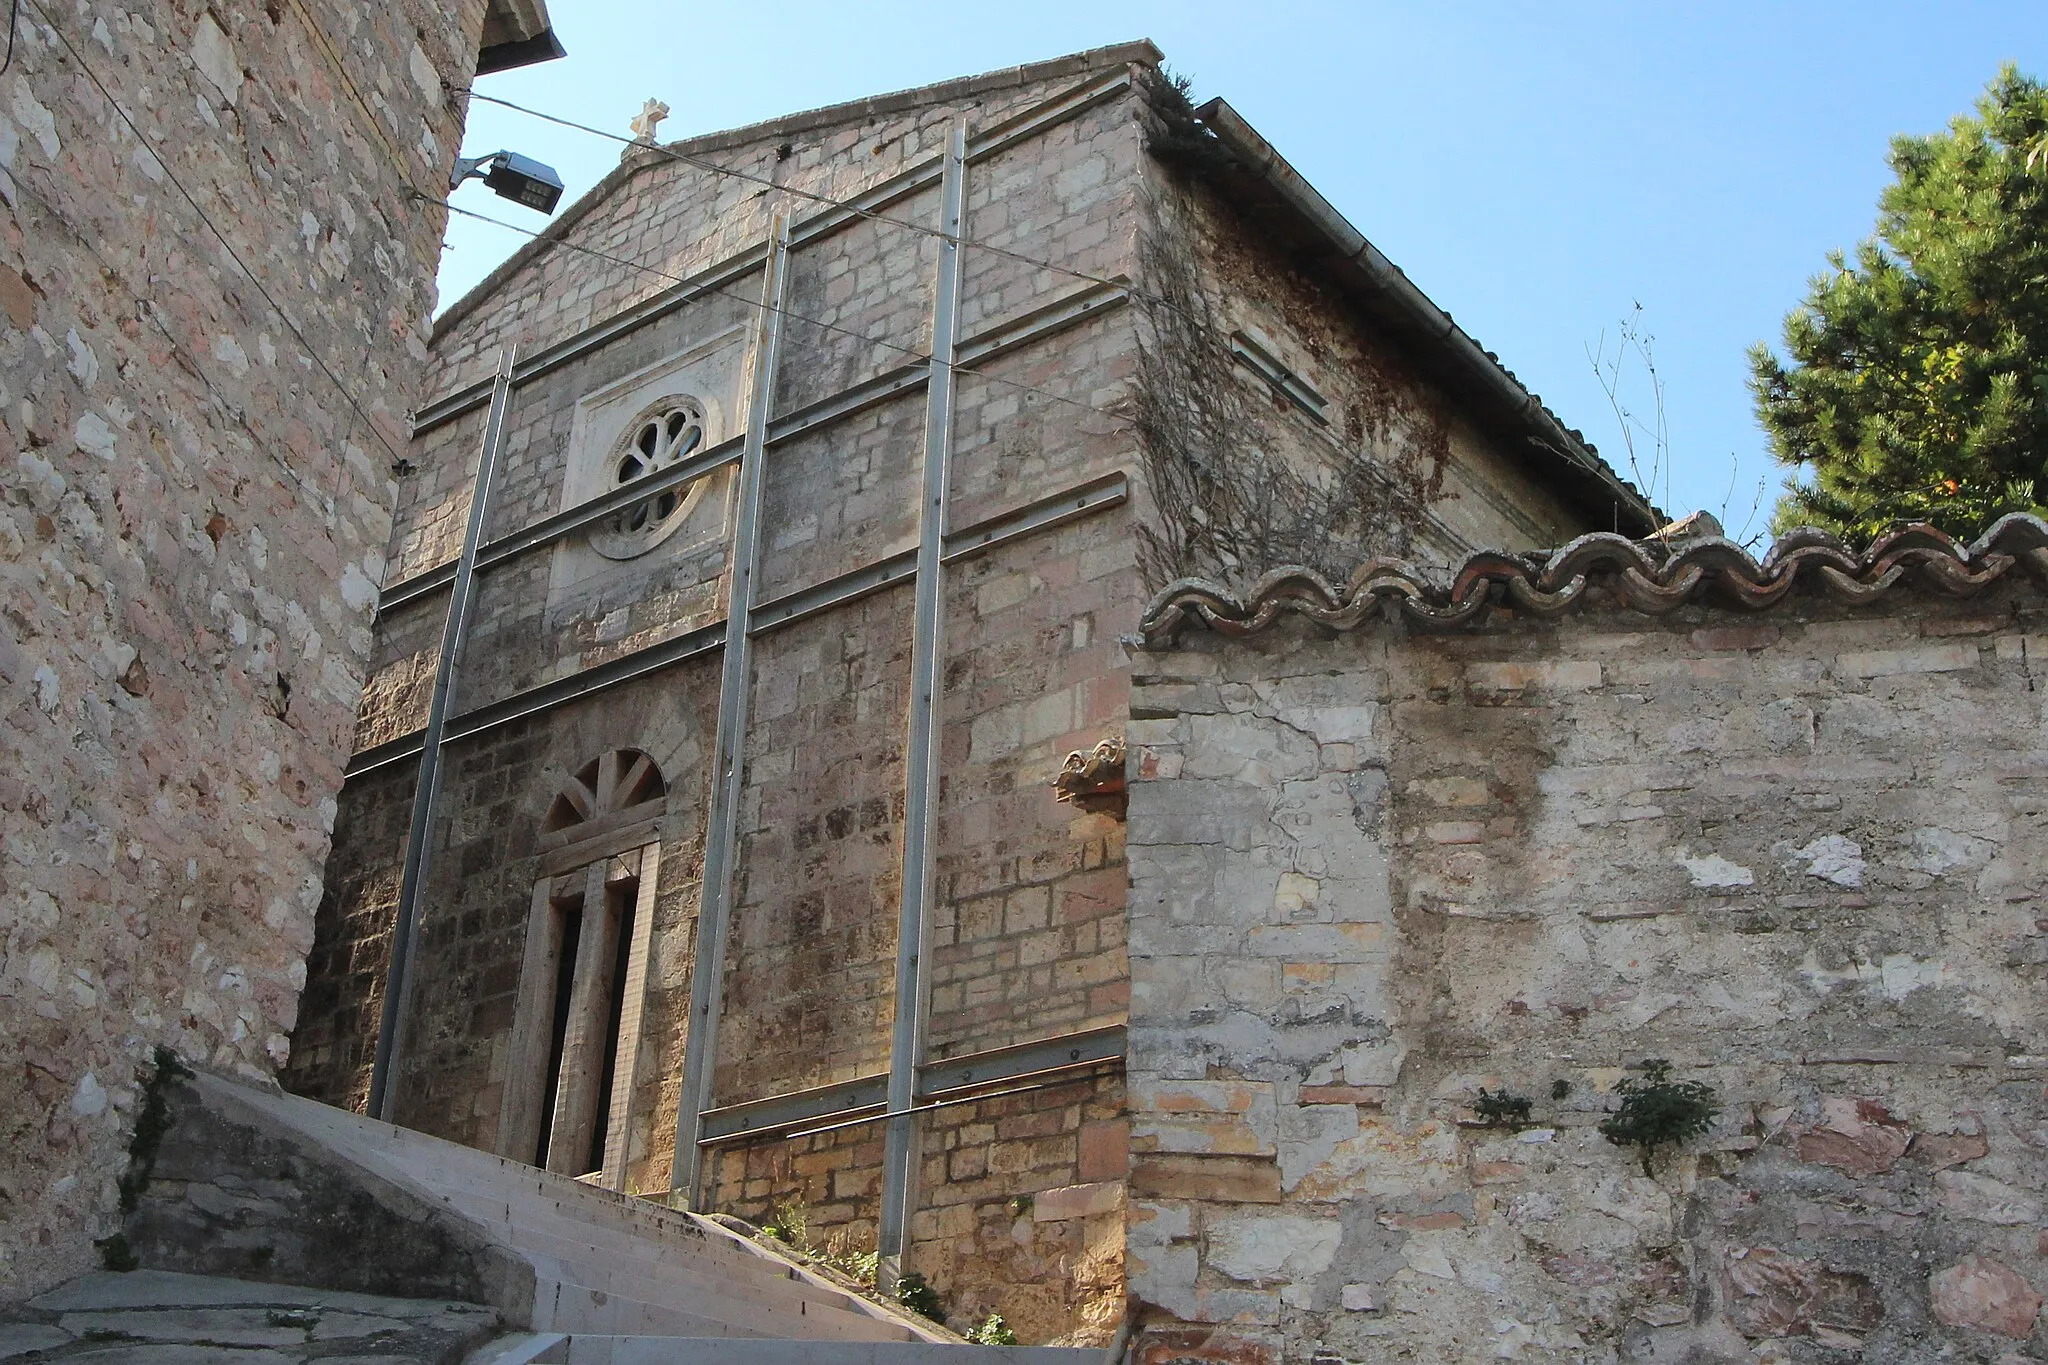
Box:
543;749;667;838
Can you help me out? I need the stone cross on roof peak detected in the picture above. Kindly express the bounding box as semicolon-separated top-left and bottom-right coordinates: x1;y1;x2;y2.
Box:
629;98;670;144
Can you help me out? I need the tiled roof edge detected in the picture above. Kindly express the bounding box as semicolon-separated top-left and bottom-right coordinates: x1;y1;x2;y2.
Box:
1135;515;2048;646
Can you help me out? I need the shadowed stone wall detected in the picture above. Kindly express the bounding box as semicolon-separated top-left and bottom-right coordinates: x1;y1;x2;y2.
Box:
0;0;492;1298
1127;583;2048;1362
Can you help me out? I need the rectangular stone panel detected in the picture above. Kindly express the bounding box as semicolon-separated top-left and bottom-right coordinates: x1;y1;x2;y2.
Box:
712;593;913;1103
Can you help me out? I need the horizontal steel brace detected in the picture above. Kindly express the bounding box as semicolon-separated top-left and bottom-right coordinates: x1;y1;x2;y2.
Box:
407;69;1134;438
343;472;1127;779
376;282;1128;617
745;468;1129;635
412;248;770;434
920;1023;1126;1097
748;547;917;636
697;1024;1125;1145
380;435;746;614
345;619;726;779
700;1075;888;1143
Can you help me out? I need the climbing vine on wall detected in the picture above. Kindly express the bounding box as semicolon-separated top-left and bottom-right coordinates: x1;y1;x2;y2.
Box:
1131;71;1456;591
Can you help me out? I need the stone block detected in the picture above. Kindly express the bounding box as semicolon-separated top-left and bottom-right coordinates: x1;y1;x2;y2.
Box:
1031;1179;1122;1222
1724;1246;1884;1341
1931;1257;2044;1338
1244;923;1386;961
1936;1170;2042;1226
1130;1154;1282;1204
1837;642;1979;676
1297;1086;1387;1107
1206;1211;1340;1283
1077;1118;1130;1182
1465;660;1603;691
1795;1096;1911;1176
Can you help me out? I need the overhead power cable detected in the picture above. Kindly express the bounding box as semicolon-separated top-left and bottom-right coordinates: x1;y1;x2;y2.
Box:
437;197;1131;423
458;87;1168;322
28;0;414;472
460;80;1655;519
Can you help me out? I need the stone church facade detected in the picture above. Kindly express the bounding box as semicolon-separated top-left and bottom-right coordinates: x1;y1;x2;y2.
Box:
285;42;1659;1345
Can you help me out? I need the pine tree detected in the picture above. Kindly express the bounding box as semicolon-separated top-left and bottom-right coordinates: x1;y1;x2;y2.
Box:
1750;65;2048;542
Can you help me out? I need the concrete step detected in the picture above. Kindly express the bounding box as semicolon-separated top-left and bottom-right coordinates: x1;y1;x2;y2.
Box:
13;1270;504;1364
528;1268;913;1342
241;1090;867;1305
369;1186;903;1340
194;1075;948;1345
527;1277;776;1338
468;1336;1106;1365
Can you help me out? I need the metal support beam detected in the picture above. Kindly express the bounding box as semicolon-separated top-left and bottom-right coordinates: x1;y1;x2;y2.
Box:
696;1024;1126;1147
344;472;1126;781
374;280;1128;618
367;346;517;1121
669;215;790;1206
407;65;1135;439
879;119;967;1273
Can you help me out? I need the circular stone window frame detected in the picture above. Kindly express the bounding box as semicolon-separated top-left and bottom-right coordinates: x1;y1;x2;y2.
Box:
587;393;715;561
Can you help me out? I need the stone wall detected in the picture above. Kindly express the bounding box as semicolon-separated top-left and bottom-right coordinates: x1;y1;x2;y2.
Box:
1130;80;1600;593
705;1068;1128;1345
0;0;490;1297
1126;581;2048;1362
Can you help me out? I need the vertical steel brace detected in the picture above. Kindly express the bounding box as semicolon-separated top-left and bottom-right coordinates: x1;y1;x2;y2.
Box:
670;216;791;1204
878;119;968;1272
368;345;517;1121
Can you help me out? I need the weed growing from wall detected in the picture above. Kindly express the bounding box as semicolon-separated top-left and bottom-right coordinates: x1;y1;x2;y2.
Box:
895;1271;945;1323
968;1312;1019;1345
758;1199;807;1247
1599;1060;1718;1176
1473;1088;1533;1129
97;1046;193;1271
118;1046;192;1213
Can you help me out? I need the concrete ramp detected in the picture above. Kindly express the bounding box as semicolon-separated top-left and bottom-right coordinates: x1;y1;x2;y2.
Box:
122;1071;980;1349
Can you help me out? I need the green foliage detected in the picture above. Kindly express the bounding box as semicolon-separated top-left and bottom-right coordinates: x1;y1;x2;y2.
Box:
1750;65;2048;541
1599;1060;1719;1177
967;1312;1019;1346
758;1200;807;1247
895;1271;945;1323
810;1244;879;1287
745;1200;951;1327
119;1045;192;1214
1472;1088;1533;1129
1550;1079;1573;1101
752;1202;883;1288
94;1232;138;1273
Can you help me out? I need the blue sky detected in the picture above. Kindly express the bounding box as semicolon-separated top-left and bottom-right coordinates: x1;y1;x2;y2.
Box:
443;3;2047;542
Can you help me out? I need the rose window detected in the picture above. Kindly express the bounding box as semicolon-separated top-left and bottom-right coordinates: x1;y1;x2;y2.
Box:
590;397;708;559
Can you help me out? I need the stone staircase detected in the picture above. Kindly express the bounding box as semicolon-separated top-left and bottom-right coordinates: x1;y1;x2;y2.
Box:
139;1073;1100;1364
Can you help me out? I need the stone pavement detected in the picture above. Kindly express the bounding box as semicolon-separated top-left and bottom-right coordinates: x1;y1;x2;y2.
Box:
0;1271;501;1364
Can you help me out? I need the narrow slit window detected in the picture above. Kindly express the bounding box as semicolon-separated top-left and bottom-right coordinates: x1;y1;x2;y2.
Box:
504;750;667;1190
533;894;584;1168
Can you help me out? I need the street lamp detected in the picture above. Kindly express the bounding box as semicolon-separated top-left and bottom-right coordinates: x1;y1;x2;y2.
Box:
449;150;565;214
